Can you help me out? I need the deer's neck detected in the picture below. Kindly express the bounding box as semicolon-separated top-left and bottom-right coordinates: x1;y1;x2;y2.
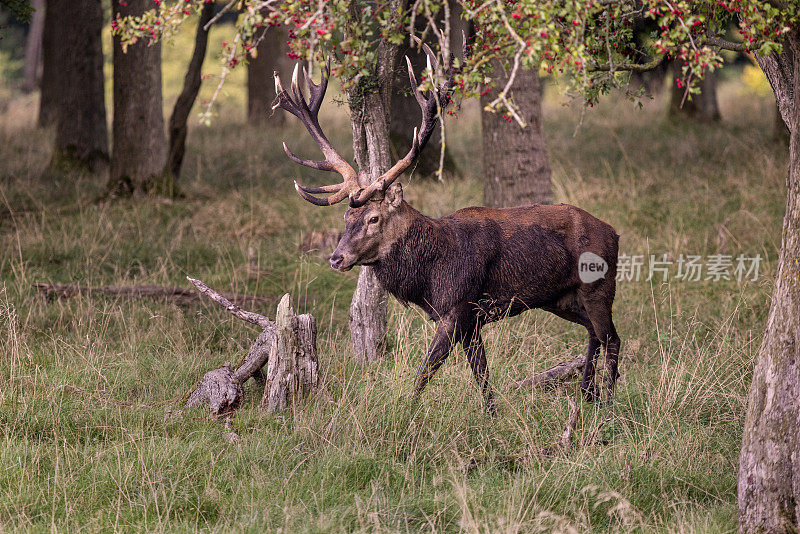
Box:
372;203;442;310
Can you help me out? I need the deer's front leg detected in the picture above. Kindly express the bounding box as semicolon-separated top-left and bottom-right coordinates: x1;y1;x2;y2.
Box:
462;329;496;416
413;316;457;396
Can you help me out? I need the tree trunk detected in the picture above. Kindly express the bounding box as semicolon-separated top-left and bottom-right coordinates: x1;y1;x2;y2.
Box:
109;0;169;197
49;0;108;173
21;0;44;94
345;38;404;362
247;26;290;125
738;30;800;533
480;62;552;207
669;63;721;122
183;283;318;417
165;2;214;180
38;0;63;126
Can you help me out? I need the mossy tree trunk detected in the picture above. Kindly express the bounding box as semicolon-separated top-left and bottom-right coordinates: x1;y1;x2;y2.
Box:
480;62;552;207
737;29;800;533
109;0;169;196
49;0;109;173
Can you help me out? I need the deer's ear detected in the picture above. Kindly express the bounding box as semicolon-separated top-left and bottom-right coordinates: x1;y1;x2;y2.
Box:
385;182;403;209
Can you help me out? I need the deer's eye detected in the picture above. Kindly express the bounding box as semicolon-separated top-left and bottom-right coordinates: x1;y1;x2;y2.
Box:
368;216;379;224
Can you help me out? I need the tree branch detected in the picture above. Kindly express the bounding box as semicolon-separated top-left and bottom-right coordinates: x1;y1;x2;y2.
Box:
589;54;665;73
187;277;274;328
703;36;746;52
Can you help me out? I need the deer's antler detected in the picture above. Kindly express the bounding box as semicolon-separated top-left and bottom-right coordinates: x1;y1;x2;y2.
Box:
277;33;466;208
273;61;360;206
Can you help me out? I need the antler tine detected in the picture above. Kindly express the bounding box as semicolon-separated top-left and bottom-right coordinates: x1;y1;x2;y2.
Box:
296;183;343;194
405;56;427;109
289;64;310;114
421;42;438;72
282;142;336;172
304;59;330;114
273;71;302;118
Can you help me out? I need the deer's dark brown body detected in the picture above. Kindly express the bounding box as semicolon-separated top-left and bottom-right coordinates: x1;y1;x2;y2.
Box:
273;45;621;413
336;197;620;411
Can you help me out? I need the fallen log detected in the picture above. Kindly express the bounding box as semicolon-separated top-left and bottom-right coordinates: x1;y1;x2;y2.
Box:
514;356;585;389
35;282;274;309
184;277;318;417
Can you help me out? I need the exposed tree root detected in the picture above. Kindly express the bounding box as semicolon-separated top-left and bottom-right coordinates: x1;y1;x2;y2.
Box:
515;356;585;389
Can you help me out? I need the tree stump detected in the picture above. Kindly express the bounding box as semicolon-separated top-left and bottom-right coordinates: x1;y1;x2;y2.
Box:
259;295;319;412
183;278;318;417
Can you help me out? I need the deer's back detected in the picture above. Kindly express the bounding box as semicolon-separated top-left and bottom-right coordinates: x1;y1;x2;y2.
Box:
444;203;619;320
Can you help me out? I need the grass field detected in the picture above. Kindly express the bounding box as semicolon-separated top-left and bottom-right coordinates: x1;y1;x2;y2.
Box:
0;22;788;532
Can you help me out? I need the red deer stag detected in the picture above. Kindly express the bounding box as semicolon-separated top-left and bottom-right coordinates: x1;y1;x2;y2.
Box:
273;52;620;413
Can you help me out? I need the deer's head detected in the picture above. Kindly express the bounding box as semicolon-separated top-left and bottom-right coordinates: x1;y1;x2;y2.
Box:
273;40;462;271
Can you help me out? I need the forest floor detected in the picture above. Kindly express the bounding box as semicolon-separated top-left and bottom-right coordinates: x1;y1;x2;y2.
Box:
0;24;789;532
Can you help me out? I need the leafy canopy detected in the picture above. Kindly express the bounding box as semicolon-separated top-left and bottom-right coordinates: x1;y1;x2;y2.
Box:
114;0;798;124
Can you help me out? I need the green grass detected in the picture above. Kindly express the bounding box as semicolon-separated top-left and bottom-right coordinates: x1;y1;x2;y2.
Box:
0;27;787;531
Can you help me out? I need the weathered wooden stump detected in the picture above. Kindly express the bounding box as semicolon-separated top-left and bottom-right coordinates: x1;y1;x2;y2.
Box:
184;278;318;417
259;295;318;412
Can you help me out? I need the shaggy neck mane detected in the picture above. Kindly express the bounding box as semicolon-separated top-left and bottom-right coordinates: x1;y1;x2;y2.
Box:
371;203;440;308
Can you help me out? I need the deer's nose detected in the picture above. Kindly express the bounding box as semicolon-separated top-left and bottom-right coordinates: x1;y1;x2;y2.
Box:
329;253;344;270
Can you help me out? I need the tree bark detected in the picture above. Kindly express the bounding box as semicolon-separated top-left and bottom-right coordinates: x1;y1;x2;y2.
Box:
738;30;800;533
345;31;405;362
480;62;552;207
109;0;169;196
165;2;215;180
247;26;291;125
38;0;63;126
775;102;791;145
669;63;721;122
49;0;108;173
21;0;44;94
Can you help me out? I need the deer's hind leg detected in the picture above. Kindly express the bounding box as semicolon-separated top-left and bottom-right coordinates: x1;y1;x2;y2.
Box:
579;285;621;403
543;292;601;402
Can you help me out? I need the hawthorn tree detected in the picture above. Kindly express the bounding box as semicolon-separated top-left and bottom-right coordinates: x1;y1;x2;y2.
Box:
466;2;799;530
